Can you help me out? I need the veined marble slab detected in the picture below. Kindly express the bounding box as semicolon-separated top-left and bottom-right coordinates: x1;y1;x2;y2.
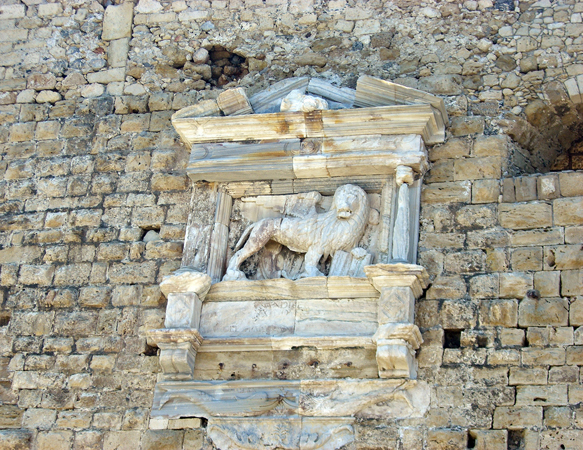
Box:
200;300;296;338
295;299;377;336
152;378;430;419
205;276;378;302
199;298;378;339
174;104;444;147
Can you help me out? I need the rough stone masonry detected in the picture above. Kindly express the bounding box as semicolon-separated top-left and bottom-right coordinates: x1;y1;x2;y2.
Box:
1;0;583;448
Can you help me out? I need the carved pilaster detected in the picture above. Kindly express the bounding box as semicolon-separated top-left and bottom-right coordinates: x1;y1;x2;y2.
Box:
365;264;428;379
147;269;212;379
147;328;203;380
392;165;414;263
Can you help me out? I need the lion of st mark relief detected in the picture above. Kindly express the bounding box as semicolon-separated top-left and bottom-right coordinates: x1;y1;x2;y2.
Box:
223;184;372;281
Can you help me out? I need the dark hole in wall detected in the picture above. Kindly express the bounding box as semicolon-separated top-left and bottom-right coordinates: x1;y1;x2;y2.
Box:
444;330;461;349
208;45;248;87
143;344;158;356
0;311;10;327
476;335;489;348
507;430;525;450
467;432;476;448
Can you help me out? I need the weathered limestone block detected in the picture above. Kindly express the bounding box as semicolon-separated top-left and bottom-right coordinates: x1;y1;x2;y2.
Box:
102;3;134;41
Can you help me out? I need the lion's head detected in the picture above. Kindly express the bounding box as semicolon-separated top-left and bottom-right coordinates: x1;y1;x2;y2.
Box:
331;184;369;220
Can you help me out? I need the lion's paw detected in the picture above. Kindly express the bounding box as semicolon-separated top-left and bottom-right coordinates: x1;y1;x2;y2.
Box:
222;269;248;282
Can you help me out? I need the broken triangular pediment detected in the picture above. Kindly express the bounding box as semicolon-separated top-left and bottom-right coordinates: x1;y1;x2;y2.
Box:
171;75;447;150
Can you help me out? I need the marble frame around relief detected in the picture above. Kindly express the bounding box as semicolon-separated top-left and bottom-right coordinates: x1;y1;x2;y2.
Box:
145;76;447;449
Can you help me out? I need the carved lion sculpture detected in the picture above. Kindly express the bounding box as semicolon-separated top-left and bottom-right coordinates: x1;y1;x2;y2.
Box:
223;184;370;281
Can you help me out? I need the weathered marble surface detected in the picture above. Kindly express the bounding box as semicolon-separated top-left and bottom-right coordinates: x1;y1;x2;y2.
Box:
280;89;329;113
159;267;212;298
208;417;354;450
223;184;369;281
152;378;429;419
198;298;377;338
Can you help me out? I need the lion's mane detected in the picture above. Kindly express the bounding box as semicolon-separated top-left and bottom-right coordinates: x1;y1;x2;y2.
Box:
274;184;369;259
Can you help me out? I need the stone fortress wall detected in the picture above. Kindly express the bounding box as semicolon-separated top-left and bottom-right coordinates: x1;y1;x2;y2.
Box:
1;0;583;448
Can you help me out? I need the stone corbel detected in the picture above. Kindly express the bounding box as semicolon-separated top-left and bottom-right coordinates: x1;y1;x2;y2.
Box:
364;264;429;379
145;268;211;380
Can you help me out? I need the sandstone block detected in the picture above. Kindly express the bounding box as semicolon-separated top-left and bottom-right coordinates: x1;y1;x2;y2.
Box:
27;74;56;91
480;299;517;327
493;406;542;429
514;176;537;202
470;274;498;298
499;202;552;230
562;270;583;296
545;245;583;270
473;135;508;157
548;366;578;384
54;311;98;336
554;197;583;225
79;286;111;308
102;3;134;41
566;346;583;365
519;297;568;327
522;347;565;366
0;4;25;19
9;122;35;142
22;409;57;430
509;367;547;385
150;173;189;191
516;385;568;406
108;261;157;284
510;247;542;271
450;116;484;136
426;429;466;450
500;272;532;299
87;69;125;84
131;206;165;228
534;271;560;298
73;431;103;450
425;275;466;299
53;264;92;286
107;38;130;68
418;75;462;95
103;431;141;450
444;250;486;273
499;329;525;347
36;91;62;104
510;228;564;246
421;181;471;204
470;429;507;450
429;138;470;161
0;430;31;450
559;172;583;197
18;265;55;286
538;174;559;200
544;406;572;428
472;179;499;203
141;430;184;450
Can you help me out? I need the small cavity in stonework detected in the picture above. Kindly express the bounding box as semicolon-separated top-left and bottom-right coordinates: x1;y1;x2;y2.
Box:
0;312;10;327
444;330;461;349
467;433;476;448
507;430;525;450
208;46;248;87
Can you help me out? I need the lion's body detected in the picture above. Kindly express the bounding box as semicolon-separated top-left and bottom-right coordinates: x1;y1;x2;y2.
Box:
223;184;369;281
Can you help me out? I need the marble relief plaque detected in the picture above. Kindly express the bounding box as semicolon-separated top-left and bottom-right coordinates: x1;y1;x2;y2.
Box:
145;75;445;450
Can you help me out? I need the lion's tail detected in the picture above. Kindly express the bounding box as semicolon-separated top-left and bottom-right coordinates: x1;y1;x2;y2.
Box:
234;223;255;251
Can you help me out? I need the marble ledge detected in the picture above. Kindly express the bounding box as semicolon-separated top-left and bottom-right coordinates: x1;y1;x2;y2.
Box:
204;264;428;303
152;378;430;420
